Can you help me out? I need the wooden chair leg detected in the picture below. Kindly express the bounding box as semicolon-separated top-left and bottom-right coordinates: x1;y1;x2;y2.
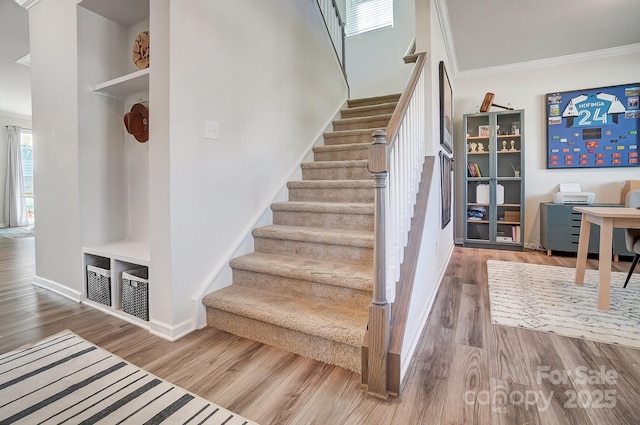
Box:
624;254;640;288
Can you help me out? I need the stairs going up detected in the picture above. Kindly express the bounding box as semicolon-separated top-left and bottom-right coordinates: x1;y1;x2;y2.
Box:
202;94;399;372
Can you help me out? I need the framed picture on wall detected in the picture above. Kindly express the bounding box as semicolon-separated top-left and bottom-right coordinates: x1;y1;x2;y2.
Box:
439;61;454;154
546;82;640;168
440;151;452;228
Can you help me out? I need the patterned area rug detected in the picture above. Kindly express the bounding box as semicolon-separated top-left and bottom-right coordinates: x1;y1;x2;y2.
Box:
0;331;258;424
0;225;34;238
487;260;640;349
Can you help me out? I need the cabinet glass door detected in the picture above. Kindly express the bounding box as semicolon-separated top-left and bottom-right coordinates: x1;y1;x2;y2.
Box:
495;112;522;244
465;114;491;242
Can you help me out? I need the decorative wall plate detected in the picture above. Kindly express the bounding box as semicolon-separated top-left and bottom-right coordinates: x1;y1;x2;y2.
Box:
133;31;149;69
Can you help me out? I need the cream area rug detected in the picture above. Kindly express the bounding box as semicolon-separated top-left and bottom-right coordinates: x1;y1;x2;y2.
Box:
487;260;640;349
0;331;258;425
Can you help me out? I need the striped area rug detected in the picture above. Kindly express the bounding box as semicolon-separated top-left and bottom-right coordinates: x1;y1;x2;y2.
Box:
487;260;640;349
0;331;259;425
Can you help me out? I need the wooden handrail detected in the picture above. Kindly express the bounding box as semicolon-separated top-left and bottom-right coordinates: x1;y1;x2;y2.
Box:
402;39;418;63
385;53;426;151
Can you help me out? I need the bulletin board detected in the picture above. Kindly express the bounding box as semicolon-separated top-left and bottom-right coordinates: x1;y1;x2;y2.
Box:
546;83;640;168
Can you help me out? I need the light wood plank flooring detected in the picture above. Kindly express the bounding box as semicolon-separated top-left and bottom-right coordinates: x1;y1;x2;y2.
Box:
1;236;639;424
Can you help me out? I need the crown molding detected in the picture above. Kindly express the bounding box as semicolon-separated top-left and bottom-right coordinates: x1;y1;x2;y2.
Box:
14;0;42;10
456;43;640;79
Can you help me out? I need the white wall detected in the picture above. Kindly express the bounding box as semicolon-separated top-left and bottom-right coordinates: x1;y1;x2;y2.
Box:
399;0;455;382
29;0;83;299
167;0;348;326
0;114;32;227
345;0;415;98
453;51;640;245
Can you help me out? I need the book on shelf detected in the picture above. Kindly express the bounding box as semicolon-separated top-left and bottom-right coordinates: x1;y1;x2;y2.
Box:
467;162;482;177
467;162;476;177
511;225;521;242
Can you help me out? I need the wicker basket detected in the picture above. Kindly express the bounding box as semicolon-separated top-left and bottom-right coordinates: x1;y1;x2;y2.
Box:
86;261;111;306
122;268;149;321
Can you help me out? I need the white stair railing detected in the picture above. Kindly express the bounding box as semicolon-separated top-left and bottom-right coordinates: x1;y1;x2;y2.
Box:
365;52;426;398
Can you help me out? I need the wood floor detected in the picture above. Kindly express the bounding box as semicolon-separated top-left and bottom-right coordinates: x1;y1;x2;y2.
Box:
1;236;640;424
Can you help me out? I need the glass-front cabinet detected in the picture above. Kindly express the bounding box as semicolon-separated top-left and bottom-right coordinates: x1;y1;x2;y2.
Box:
463;110;525;250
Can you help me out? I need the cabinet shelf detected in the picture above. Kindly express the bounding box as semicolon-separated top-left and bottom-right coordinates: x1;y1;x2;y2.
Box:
83;239;150;266
497;150;521;154
467;136;489;140
93;68;150;98
468;151;489;155
497;135;520;139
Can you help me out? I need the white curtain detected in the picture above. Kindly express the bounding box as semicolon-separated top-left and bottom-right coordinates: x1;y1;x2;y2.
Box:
4;126;28;227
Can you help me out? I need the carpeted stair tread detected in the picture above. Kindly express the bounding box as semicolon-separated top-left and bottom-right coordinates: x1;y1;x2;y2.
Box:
313;143;369;153
322;128;384;145
202;285;368;347
332;113;392;131
252;224;373;247
300;159;368;170
271;201;373;215
229;252;373;291
340;102;398;119
287;179;374;189
347;94;401;108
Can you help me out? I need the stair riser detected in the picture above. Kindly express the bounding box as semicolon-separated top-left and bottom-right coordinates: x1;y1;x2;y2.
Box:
289;187;374;203
206;308;361;372
302;166;370;180
324;133;377;145
254;237;373;265
348;95;401;108
232;269;371;309
313;148;368;161
332;117;390;131
341;105;396;119
272;210;373;231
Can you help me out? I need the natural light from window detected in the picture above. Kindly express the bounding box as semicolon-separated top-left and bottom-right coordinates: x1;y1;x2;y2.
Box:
20;130;34;224
346;0;393;37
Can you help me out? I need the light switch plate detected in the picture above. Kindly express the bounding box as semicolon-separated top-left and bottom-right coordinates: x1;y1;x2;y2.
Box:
204;120;219;140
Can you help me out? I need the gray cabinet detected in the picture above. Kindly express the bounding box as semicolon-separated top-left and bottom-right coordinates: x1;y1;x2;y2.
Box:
540;202;634;258
463;110;525;250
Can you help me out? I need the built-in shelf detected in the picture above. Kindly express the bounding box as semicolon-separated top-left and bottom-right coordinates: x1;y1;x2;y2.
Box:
83;239;150;266
93;68;150;98
497;150;521;154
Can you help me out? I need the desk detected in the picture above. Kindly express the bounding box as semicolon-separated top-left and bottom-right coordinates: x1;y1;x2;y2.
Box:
573;207;640;310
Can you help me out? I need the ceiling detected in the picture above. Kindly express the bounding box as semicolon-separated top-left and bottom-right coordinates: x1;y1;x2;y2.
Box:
1;0;639;118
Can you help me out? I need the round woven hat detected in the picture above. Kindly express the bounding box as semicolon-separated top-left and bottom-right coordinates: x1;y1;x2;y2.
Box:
123;103;149;143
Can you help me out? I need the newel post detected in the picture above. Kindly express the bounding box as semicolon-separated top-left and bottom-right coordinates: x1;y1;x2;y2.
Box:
366;129;390;399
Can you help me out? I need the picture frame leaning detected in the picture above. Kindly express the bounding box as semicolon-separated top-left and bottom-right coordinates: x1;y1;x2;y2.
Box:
439;61;454;154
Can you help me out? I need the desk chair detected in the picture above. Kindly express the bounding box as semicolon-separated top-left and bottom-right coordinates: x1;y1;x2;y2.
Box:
624;190;640;288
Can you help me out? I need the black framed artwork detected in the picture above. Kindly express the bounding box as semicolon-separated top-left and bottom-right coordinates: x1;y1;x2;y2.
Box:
440;151;452;229
546;82;639;168
439;61;454;154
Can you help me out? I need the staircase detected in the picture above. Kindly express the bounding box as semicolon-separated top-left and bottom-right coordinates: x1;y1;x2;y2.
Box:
202;94;400;373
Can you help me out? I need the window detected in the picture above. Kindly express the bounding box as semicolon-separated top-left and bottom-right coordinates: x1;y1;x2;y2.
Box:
20;130;34;223
346;0;393;37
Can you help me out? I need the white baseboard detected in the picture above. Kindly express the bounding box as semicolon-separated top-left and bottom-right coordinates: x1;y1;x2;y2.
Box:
33;275;195;342
32;276;82;302
149;319;194;342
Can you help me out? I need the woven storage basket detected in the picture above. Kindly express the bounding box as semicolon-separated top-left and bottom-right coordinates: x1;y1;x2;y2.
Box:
122;268;149;321
86;261;111;306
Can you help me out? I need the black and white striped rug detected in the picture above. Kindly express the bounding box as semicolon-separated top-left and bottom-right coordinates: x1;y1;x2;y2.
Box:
487;260;640;349
0;331;258;425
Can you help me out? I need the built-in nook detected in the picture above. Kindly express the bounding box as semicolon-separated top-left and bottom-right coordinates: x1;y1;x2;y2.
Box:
77;0;151;328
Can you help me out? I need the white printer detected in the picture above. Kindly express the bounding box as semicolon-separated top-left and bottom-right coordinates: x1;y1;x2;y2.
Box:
552;183;595;204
